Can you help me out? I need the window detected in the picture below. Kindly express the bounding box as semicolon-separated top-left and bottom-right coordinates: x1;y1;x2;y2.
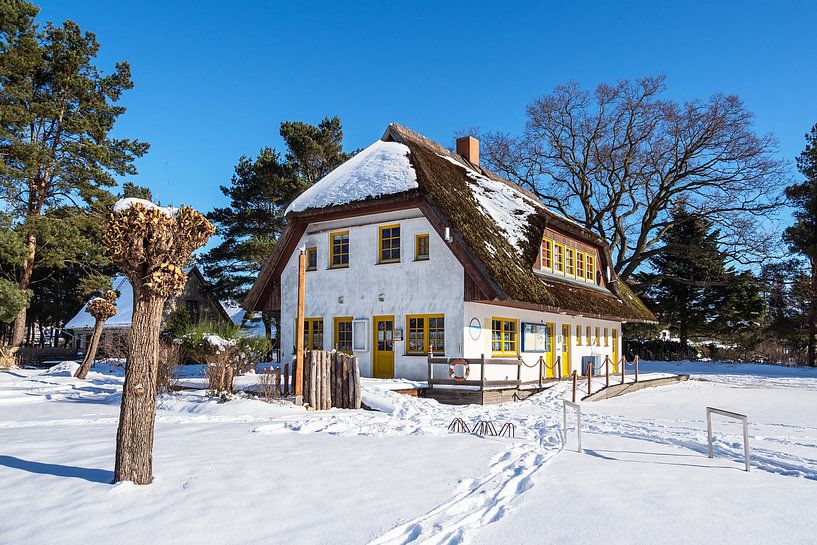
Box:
302;318;323;350
378;224;400;263
554;243;565;274
576;324;582;345
415;233;430;261
329;231;349;268
541;239;553;270
604;327;609;347
491;317;518;356
565;248;575;277
406;314;445;354
576;252;585;280
334;317;353;353
306;247;317;271
595;327;600;346
586;254;595;283
586;326;591;345
521;322;551;352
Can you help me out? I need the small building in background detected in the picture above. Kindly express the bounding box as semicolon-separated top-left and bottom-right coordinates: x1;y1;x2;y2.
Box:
65;266;231;357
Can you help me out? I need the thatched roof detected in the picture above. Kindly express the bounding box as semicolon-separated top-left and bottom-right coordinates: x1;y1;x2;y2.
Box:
244;123;655;323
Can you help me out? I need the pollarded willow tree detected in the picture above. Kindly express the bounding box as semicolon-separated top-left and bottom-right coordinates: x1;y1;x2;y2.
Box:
73;290;117;380
106;199;214;484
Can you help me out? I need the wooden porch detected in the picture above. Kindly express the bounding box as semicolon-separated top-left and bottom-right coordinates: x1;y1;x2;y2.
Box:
425;355;566;406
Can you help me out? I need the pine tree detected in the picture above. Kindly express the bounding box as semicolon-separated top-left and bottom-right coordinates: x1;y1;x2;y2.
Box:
201;117;353;341
0;2;148;350
642;206;726;353
641;205;763;356
784;124;817;366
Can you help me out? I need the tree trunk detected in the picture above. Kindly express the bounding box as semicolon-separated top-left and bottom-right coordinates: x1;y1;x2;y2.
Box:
75;319;106;380
10;233;37;349
114;292;166;484
808;261;817;367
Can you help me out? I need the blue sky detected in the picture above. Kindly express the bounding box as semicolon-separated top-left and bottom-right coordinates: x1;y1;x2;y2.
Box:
38;1;817;218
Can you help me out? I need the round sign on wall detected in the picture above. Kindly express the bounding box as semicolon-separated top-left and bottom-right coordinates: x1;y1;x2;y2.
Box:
468;317;481;340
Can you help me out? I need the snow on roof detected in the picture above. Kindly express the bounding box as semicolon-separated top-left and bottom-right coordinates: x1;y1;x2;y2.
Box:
221;300;271;337
438;153;543;255
285;140;417;215
65;276;134;330
113;198;179;217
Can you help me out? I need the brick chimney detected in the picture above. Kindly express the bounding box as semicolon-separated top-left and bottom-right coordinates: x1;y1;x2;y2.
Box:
456;136;479;166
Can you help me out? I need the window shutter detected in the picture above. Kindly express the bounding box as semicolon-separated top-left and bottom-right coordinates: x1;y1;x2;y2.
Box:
352;319;368;352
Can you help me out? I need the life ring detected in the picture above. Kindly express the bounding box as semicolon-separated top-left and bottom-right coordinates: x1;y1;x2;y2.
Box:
449;359;470;383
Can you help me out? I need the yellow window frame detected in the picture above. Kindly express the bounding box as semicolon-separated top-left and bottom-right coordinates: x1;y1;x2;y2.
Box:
604;327;609;347
565;247;575;277
329;230;350;269
304;318;324;350
576;251;586;280
586;254;595;283
586;326;591;345
306;247;317;271
541;239;553;270
378;223;401;264
333;316;353;354
415;233;430;261
576;324;582;345
553;242;565;274
491;317;519;356
595;326;600;346
406;313;445;354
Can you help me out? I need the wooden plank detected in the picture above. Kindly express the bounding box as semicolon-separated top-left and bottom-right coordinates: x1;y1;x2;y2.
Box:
314;352;321;409
283;363;290;397
324;352;331;410
351;356;361;409
341;357;350;409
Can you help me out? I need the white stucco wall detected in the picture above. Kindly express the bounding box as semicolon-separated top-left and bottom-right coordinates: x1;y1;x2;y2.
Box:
280;208;464;380
462;302;621;383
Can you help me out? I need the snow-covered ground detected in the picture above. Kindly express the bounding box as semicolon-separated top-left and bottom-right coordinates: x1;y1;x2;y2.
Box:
1;360;816;544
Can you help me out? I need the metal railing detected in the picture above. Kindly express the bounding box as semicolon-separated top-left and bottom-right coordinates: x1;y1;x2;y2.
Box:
706;407;750;472
562;400;582;453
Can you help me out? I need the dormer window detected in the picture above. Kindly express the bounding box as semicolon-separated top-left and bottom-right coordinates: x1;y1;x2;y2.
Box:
542;239;553;270
554;243;565;274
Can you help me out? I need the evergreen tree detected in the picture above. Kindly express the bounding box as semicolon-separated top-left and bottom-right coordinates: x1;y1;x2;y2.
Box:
201;117;352;341
0;2;148;349
760;261;810;363
641;205;764;355
784;124;817;366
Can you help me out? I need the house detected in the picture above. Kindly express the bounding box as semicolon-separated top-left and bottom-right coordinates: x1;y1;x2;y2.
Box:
65;266;231;355
244;124;655;381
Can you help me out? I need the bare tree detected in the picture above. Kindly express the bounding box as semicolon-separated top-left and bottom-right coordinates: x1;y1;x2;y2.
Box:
480;76;788;281
74;290;117;379
106;199;214;484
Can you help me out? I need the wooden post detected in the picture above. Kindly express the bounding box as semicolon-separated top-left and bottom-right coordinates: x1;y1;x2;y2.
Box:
605;355;610;388
516;357;521;387
324;352;332;410
294;250;306;404
352;355;361;409
283;363;290;397
634;354;639;383
342;356;350;409
480;354;486;391
303;351;310;406
556;355;562;380
538;356;543;388
587;362;592;396
621;356;625;384
427;350;433;388
572;370;577;403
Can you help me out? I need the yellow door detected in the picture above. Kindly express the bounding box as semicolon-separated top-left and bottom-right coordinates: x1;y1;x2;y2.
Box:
544;322;555;378
373;316;395;379
611;328;619;373
561;324;570;377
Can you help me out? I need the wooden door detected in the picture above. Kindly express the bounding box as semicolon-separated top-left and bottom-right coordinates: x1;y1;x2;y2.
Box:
373;316;395;379
612;328;619;373
561;324;571;377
